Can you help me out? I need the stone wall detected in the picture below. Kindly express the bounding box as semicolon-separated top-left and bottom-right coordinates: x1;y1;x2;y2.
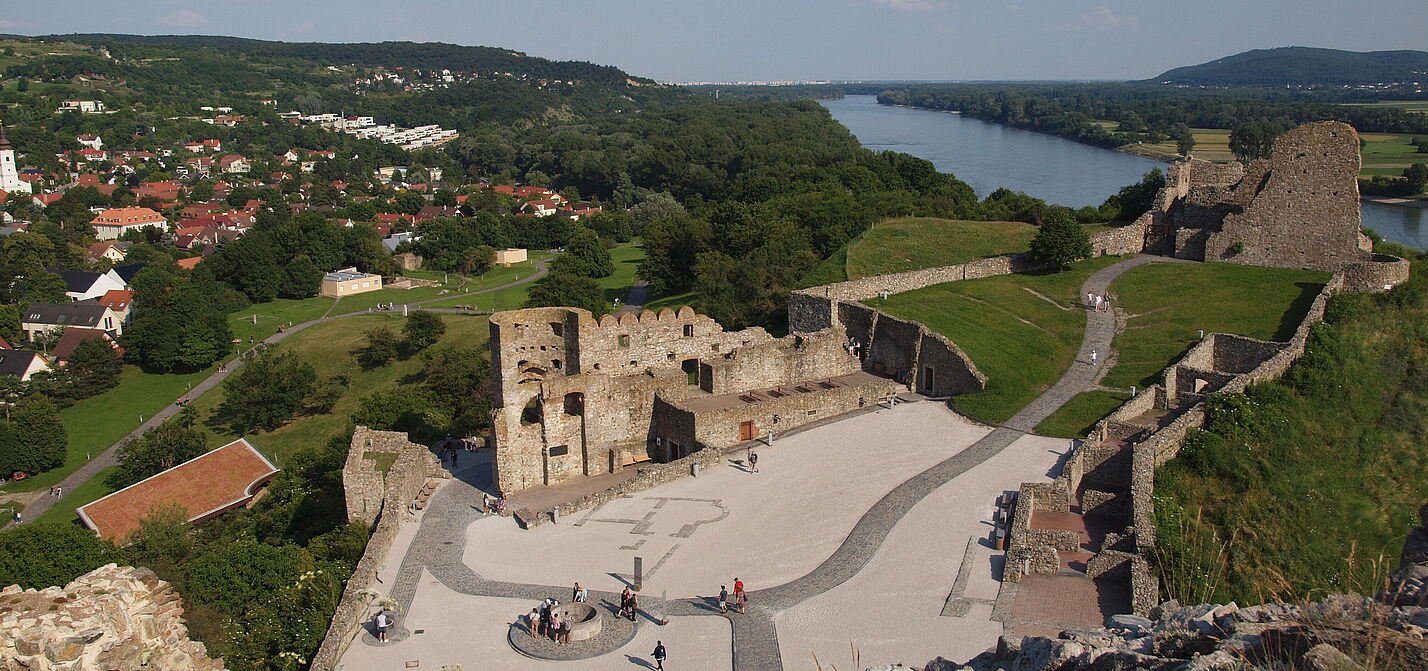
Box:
0;564;223;671
313;428;447;671
655;377;900;453
515;445;726;529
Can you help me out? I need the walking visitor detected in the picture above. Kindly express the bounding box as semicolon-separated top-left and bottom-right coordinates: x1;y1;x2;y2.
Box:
374;610;391;643
748;448;758;473
653;640;667;670
719;585;729;613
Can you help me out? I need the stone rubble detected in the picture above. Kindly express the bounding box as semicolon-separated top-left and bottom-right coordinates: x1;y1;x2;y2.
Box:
0;564;223;671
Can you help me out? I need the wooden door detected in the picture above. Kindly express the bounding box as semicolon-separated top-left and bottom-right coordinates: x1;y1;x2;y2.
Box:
739;420;756;442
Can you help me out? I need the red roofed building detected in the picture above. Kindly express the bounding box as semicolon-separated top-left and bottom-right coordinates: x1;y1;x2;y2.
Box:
175;256;203;270
77;438;280;543
98;289;134;324
31;193;63;208
90;207;168;240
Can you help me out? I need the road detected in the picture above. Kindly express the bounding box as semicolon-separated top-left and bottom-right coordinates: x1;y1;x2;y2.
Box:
5;259;551;528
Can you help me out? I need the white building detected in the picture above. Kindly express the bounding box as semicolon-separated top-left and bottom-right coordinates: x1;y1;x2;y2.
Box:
0;125;31;194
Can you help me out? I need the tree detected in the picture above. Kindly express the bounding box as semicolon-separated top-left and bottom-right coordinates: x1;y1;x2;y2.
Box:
1102;169;1165;223
402;311;446;352
109;420;208;489
1229;120;1285;161
419;345;494;437
0;522;123;589
123;277;231;372
1028;210;1093;271
551;226;613;278
65;338;122;399
6;396;67;475
524;271;608;316
219;350;316;432
1404;163;1428;194
1172;124;1195;156
356;327;399;369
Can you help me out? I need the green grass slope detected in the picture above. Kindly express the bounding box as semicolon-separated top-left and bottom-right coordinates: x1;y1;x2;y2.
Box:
845;218;1038;280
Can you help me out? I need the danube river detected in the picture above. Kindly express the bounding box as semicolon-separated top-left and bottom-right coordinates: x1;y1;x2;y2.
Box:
821;95;1425;249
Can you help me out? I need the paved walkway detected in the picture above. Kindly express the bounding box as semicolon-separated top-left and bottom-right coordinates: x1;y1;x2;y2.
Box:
341;254;1185;670
5;259;551;527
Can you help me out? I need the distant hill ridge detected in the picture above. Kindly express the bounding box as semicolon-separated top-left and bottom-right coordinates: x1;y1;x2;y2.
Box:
48;33;647;85
1150;46;1428;86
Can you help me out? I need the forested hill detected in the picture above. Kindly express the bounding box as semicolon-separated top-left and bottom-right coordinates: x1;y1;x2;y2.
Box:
1150;47;1428;87
53;33;646;84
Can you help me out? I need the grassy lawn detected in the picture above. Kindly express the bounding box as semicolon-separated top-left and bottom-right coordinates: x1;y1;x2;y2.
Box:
799;244;849;287
189;313;490;466
867;256;1121;425
0;365;214;494
34;467;117;525
641;291;698;313
230;297;337;344
417;257;549;310
1033;390;1130;438
1102;263;1330;389
845;218;1039;279
599;242;645;305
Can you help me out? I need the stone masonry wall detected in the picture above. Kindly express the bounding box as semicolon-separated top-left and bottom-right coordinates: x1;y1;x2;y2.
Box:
0;564;223;671
313;428;447;671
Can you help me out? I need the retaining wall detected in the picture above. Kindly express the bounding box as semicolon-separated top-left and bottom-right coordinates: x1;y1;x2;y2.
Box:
311;428;447;671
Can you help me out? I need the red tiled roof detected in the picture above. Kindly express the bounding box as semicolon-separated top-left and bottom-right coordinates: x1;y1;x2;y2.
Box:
98;289;132;311
77;439;279;543
175;257;203;270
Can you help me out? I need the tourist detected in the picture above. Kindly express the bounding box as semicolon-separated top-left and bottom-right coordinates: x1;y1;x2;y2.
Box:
572;582;587;603
748;448;758;473
627;590;639;621
734;588;747;614
652;640;667;670
48;486;54;497
1093;294;1103;311
374;610;391;643
529;607;541;638
1090;350;1098;365
559;615;571;645
482;493;494;514
1086;291;1094;308
54;486;61;497
1102;293;1112;313
539;601;551;637
619;587;633;619
718;585;729;613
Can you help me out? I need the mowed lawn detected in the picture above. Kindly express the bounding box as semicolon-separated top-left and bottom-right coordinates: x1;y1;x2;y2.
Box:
845;218;1039;279
418;255;551;311
189;313;492;466
1102;263;1330;389
0;365;214;494
867;256;1121;425
1034;390;1129;439
600;242;646;305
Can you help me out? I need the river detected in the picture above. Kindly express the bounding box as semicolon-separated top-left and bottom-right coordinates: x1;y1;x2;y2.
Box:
821;95;1425;250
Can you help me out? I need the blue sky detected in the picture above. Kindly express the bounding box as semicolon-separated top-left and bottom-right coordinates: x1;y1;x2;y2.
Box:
3;1;1424;82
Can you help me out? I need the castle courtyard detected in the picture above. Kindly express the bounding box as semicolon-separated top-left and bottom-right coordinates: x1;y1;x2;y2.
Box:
336;400;1070;671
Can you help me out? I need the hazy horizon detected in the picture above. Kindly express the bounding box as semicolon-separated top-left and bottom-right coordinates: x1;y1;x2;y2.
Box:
3;1;1425;83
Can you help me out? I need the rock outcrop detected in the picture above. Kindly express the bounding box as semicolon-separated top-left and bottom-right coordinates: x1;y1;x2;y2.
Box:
924;596;1428;671
1387;503;1428;606
0;564;223;671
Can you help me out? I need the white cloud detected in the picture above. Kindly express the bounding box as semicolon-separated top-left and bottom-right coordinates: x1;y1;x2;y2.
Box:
1059;5;1138;31
157;8;210;27
872;0;938;11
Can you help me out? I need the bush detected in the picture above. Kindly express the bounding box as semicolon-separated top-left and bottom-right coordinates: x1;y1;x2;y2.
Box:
0;522;123;589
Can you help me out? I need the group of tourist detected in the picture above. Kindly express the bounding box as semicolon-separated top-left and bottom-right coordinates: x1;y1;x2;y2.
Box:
530;598;574;645
717;578;748;613
618;586;640;620
1086;291;1113;312
481;492;507;515
844;337;864;360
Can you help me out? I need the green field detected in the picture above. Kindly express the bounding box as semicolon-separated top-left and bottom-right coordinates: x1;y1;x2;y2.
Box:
1033;390;1130;438
867;256;1121;425
190;314;491;466
1103;263;1329;389
417;255;550;311
1343;100;1428;114
599;242;646;305
0;365;214;494
641;291;698;313
845;218;1041;279
229;296;338;344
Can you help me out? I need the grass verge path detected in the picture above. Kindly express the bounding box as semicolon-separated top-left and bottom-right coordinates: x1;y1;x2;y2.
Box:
6;259;551;528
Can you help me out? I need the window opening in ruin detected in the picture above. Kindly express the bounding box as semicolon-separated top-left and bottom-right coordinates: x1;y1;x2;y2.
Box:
564;392;584;416
593;363;601;371
548;445;569;457
711;344;720;352
667;353;676;361
520;397;542;425
550;322;563;337
681;358;699;385
552;359;562;370
619;335;630;348
683;324;694;337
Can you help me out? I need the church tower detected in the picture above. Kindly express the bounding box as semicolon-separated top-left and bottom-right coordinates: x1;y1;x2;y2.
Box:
0;125;32;194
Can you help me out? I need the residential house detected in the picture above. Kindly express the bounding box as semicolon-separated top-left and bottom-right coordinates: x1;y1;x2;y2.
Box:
22;302;122;341
493;248;528;267
87;241;132;264
76;134;103;150
520;199;559;217
77;438;280;543
319;267;383;297
0;349;50;381
382;231;416;253
218;155;250;174
90;207;168;240
50;327;122;365
57;100;105;113
97;289;134;325
105;264;146;289
31;193;63;208
175;257;203;270
136;181;184;202
56;268;125;301
180;202;227;220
